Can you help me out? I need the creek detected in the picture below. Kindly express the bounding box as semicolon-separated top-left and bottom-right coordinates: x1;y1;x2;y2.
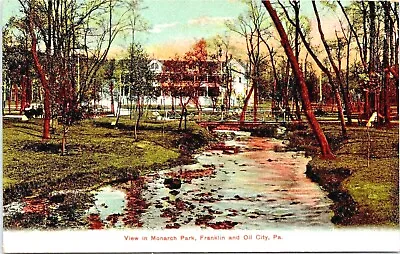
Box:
85;134;334;230
3;134;334;230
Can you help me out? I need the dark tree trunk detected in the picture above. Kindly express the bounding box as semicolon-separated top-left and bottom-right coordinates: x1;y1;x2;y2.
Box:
263;0;334;159
338;1;367;71
283;60;290;108
364;90;371;117
27;77;32;106
382;2;391;124
293;0;301;121
110;81;115;114
240;85;254;124
368;1;376;75
264;44;278;111
253;73;258;122
8;85;11;114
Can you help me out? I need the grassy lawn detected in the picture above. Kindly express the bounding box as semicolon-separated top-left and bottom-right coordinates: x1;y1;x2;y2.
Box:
305;124;399;227
3;117;211;203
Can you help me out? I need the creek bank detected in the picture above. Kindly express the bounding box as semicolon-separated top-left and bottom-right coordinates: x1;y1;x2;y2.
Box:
3;119;213;229
287;123;399;226
215;124;356;226
305;164;356;225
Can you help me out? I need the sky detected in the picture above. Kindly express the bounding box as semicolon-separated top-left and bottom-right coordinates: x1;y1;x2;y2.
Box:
1;0;248;58
1;0;348;59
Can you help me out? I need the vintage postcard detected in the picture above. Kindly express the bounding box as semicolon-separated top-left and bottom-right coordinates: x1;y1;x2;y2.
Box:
1;0;399;252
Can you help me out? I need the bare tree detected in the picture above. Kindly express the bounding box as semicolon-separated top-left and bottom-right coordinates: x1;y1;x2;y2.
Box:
18;0;132;152
279;2;347;135
312;1;352;125
227;0;269;123
263;0;334;158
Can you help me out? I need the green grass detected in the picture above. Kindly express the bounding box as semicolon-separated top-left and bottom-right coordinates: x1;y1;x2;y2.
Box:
2;117;211;202
307;125;399;226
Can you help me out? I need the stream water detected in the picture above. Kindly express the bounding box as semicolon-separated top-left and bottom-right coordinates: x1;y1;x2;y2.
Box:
85;135;334;230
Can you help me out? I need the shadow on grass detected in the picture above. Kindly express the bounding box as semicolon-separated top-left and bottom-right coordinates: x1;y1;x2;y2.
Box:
22;142;61;153
15;129;43;139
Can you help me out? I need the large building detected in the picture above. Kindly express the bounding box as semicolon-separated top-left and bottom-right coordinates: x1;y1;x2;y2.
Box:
98;58;250;112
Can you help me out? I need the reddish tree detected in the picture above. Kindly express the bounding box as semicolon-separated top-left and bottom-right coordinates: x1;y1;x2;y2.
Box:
159;39;209;129
278;2;347;135
19;75;27;114
29;16;51;140
184;38;209;119
262;0;334;159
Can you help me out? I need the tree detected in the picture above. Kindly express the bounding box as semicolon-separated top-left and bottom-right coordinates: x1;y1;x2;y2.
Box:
262;0;334;159
2;18;34;114
17;0;132;154
127;43;157;140
279;2;347;135
381;1;393;125
104;59;116;114
312;1;353;125
227;0;269;123
183;38;209;122
337;1;398;122
208;33;234;110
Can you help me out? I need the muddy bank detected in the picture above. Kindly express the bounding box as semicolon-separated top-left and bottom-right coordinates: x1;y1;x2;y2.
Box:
288;128;360;226
305;165;357;225
288;124;399;226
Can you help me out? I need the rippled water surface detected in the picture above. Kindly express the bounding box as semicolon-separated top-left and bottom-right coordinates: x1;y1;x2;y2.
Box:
86;136;334;230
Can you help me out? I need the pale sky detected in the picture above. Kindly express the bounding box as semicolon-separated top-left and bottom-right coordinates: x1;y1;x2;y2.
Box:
1;0;348;59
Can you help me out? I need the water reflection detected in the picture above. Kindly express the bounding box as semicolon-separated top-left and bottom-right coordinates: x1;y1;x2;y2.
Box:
85;136;334;230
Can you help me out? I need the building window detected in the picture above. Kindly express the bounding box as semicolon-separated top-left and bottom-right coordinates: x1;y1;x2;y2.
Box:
239;77;242;83
150;62;158;70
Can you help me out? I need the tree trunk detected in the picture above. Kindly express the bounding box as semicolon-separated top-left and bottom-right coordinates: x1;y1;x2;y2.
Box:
263;0;334;159
178;97;184;130
265;44;277;111
110;81;115;114
14;84;19;111
283;60;290;108
312;1;352;125
364;89;371;117
115;93;122;127
382;2;391;124
27;77;32;106
293;0;301;121
20;76;27;114
253;77;258;122
368;1;376;75
134;100;140;141
338;1;367;70
278;1;346;135
8;85;11;114
29;15;51;140
239;85;254;124
61;125;67;156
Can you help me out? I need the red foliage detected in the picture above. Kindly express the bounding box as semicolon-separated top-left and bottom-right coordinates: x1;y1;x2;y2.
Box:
206;220;238;229
165;167;216;183
23;198;48;215
122;177;149;228
88;213;103;229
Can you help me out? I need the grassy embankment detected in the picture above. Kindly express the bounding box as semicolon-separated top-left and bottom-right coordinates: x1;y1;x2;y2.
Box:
3;117;212;203
287;123;399;227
